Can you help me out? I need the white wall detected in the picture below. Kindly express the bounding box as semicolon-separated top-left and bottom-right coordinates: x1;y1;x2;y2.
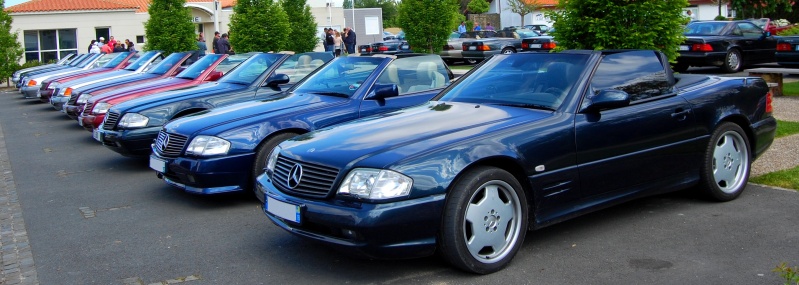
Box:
489;0;554;29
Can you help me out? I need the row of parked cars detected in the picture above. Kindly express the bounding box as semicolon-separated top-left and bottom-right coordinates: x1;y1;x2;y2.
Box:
9;47;776;274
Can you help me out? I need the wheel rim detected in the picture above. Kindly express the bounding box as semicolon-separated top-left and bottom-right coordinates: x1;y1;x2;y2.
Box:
462;180;523;263
712;131;749;193
727;52;740;71
502;49;514;54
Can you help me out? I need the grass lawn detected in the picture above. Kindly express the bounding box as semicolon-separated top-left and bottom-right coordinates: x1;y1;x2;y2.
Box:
784;81;799;96
776;120;799;138
449;65;473;71
750;166;799;191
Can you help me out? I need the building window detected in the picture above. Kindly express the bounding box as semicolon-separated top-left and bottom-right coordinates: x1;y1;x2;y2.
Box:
136;35;145;44
23;29;78;63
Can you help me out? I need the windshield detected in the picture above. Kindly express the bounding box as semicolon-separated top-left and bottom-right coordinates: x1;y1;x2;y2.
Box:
212;53;254;74
273;52;335;84
100;52;131;68
175;54;224;79
439;53;589;110
67;54;89;67
684;22;727;35
76;54;102;68
293;56;384;97
217;53;282;85
124;51;158;71
515;29;540;38
749;18;768;29
146;53;187;75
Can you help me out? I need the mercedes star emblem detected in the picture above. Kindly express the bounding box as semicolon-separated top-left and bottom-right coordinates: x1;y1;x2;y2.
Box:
287;164;303;189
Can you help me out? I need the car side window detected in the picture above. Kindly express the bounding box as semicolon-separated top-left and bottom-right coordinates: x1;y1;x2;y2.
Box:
588;50;671;102
375;56;448;95
737;22;763;37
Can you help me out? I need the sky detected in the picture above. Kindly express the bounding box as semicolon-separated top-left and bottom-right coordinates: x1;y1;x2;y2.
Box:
5;0;29;8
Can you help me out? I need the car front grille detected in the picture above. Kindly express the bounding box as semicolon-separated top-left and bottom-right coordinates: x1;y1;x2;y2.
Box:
272;155;338;198
104;112;120;130
83;102;94;115
153;130;188;157
68;93;79;104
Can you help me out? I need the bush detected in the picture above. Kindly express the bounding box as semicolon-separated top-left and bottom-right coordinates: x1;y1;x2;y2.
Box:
714;15;728;20
398;0;458;53
778;25;799;36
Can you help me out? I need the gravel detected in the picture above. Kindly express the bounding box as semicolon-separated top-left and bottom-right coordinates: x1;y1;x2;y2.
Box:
751;96;799;176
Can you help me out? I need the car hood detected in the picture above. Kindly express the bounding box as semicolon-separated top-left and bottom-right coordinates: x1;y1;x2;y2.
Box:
163;92;344;137
96;77;194;104
116;82;248;114
74;73;161;94
279;101;553;169
58;69;135;87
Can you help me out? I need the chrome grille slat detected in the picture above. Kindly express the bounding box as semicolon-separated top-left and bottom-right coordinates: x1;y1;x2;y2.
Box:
153;131;188;157
83;102;94;115
103;112;120;130
271;155;338;198
68;93;79;104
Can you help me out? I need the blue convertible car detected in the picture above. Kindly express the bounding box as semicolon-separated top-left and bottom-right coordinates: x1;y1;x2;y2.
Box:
256;50;776;274
150;54;454;194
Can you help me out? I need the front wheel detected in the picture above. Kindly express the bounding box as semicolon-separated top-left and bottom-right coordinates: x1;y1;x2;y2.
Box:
439;166;528;274
501;48;515;54
699;122;750;201
252;132;300;194
722;49;743;73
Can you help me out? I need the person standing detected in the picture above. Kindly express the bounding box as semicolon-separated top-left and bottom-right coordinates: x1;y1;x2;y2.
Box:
88;40;97;53
474;22;482;31
100;42;113;54
334;30;342;57
343;27;357;55
458;21;467;34
212;31;221;54
485;22;495;31
108;36;117;48
324;29;335;53
686;10;697;21
216;33;231;55
196;34;207;58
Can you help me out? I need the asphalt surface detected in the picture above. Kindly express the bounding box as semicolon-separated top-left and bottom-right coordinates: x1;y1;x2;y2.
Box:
0;74;797;284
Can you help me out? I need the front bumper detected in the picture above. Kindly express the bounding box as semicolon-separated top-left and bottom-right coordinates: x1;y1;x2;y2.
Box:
150;150;256;194
78;113;104;131
64;103;84;119
99;127;160;157
256;173;444;260
38;88;55;103
21;85;41;99
462;50;499;60
50;95;69;112
675;51;728;67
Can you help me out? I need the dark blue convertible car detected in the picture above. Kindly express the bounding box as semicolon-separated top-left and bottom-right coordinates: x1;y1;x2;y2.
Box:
150;54;453;194
256;50;776;274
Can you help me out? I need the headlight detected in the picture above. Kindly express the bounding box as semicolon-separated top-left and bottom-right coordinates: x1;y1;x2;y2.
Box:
92;102;111;114
118;113;149;129
185;136;230;156
338;168;412;199
77;94;92;104
265;146;281;173
49;82;59;89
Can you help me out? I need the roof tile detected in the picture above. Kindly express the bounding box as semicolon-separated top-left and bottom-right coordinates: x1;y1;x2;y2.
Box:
5;0;237;13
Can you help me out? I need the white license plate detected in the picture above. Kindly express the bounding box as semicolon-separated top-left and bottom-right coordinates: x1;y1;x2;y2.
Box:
679;45;690;51
92;128;102;142
149;156;167;173
266;196;301;223
360;48;367;52
77;118;83;127
469;46;477;50
401;45;409;49
36;90;41;98
530;44;542;48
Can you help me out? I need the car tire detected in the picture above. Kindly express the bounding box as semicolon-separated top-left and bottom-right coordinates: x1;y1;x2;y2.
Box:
501;48;515;54
699;122;750;201
439;166;528;274
672;62;689;73
722;49;743;73
252;132;300;194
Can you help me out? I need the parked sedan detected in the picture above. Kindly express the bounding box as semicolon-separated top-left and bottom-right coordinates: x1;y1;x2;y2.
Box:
77;53;253;131
96;52;334;157
441;31;499;65
674;20;777;72
520;35;557;52
149;54;453;195
776;36;799;67
461;28;540;62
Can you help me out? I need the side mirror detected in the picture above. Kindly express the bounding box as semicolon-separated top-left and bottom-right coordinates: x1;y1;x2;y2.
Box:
763;31;771;38
205;71;223;81
582;89;630;112
264;74;290;87
366;83;399;100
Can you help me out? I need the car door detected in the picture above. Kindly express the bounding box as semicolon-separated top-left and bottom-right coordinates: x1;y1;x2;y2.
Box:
573;51;701;199
357;56;448;118
736;22;776;62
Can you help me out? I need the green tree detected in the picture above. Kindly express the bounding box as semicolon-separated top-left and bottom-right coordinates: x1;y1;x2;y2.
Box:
547;0;687;61
506;0;541;26
343;0;353;9
229;0;290;52
730;0;793;19
0;0;23;80
467;0;490;14
144;0;196;54
281;0;318;53
398;0;458;53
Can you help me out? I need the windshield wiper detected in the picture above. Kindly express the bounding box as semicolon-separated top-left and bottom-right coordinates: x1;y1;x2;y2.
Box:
491;103;556;111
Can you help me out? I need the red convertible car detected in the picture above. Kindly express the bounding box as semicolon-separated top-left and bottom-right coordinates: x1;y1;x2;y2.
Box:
77;53;252;131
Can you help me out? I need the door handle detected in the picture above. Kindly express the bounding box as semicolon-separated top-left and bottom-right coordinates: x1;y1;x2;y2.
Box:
671;109;692;120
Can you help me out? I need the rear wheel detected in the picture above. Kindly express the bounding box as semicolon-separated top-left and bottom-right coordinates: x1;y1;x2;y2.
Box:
722;49;743;73
439;166;528;274
501;48;515;54
251;132;300;194
699;122;750;201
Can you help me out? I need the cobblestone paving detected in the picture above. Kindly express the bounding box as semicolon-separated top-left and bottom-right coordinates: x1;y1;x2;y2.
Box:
0;123;39;284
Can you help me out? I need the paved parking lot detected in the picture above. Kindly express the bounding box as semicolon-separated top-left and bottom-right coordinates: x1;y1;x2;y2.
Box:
0;85;797;284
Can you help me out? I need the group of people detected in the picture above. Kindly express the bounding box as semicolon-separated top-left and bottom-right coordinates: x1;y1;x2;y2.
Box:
323;27;356;56
88;36;136;54
457;21;495;33
194;31;234;58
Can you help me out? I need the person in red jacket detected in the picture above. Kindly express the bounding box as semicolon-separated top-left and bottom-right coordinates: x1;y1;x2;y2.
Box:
100;42;113;54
